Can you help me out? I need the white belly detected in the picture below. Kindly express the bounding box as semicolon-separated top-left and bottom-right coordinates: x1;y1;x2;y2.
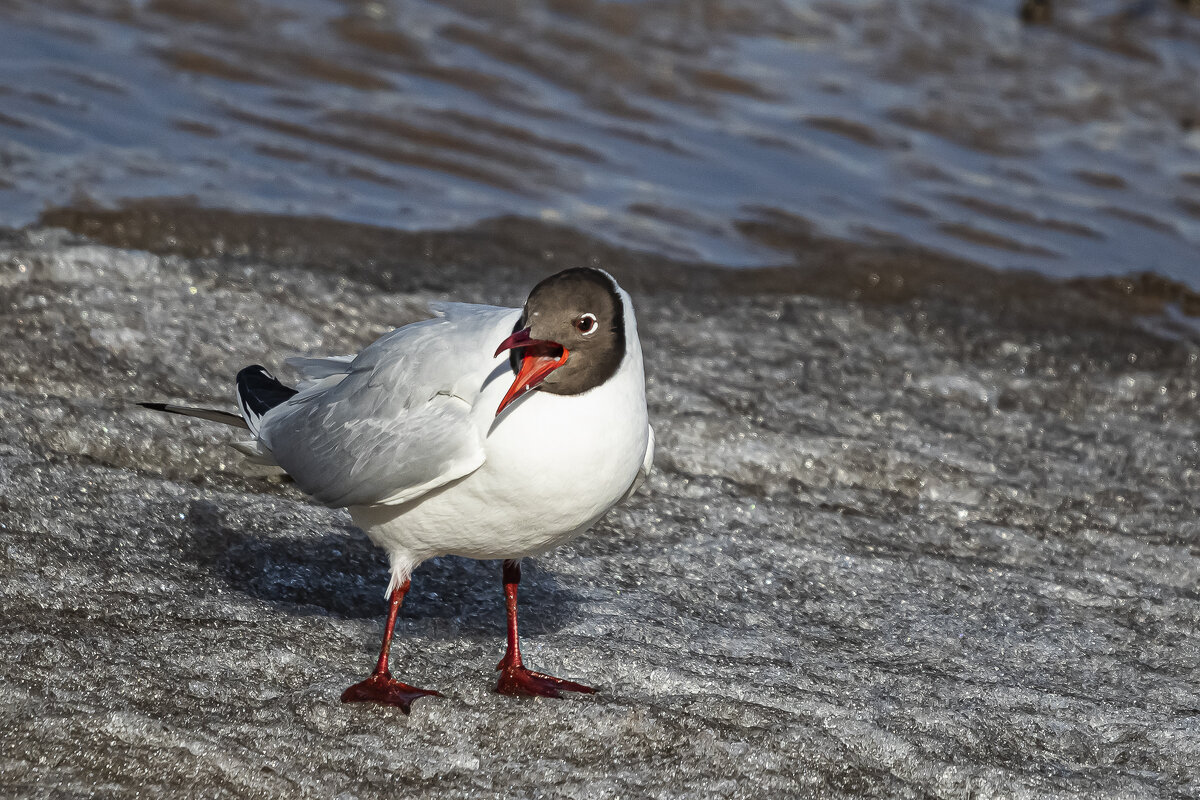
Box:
350;355;649;568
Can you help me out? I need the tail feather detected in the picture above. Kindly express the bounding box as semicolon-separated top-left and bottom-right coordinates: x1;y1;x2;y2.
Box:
137;402;249;430
230;440;278;465
139;364;299;438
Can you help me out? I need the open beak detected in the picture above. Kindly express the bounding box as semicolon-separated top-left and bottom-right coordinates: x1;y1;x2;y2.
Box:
493;328;569;415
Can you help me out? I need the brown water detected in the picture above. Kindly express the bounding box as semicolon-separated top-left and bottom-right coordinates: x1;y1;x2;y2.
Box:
2;0;1199;282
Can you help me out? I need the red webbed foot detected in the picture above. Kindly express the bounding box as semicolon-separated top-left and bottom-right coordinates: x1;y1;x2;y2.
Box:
494;560;595;698
341;672;443;713
496;660;596;698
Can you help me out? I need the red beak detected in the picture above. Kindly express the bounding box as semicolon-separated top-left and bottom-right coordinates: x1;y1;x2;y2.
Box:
494;328;569;415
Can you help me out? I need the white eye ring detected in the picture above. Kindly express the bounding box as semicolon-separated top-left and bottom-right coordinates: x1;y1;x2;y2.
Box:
575;313;598;336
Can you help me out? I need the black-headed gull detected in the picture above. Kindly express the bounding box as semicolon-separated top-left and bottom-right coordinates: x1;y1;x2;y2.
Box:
141;267;652;712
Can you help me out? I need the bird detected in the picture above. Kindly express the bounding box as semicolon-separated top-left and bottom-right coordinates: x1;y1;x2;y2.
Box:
140;267;653;713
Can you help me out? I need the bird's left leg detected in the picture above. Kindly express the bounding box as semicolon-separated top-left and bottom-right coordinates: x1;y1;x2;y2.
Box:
495;559;596;697
341;580;443;713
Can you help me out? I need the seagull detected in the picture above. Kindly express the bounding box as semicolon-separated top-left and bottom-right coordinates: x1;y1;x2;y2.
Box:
140;267;653;712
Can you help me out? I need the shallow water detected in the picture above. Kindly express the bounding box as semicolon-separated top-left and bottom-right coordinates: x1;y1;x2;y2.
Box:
2;0;1199;281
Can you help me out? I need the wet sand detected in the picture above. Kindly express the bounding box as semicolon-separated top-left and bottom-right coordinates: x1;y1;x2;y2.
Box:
3;213;1200;797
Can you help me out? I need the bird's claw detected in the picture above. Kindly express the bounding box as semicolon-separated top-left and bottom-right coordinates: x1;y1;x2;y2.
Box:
341;671;443;713
495;663;596;698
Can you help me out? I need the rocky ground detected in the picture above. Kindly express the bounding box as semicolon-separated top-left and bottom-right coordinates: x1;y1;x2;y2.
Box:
2;210;1199;798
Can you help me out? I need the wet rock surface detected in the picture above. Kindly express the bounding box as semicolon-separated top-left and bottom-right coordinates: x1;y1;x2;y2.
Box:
2;220;1200;798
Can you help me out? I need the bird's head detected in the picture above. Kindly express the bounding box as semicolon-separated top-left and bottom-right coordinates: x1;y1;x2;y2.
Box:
493;268;626;415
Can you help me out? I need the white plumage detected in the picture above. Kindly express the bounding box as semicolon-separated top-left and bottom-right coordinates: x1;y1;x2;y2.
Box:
145;267;651;708
248;288;651;594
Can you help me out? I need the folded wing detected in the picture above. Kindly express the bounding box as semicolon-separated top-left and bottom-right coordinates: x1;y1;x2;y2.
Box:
258;303;519;508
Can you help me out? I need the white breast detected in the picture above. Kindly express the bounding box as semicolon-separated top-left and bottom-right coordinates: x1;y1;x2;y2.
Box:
351;295;650;575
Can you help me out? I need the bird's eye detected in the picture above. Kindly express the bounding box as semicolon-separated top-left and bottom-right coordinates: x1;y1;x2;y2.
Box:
574;313;598;336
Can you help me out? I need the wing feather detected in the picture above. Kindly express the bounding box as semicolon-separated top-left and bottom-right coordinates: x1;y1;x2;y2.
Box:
258;304;519;508
285;355;354;391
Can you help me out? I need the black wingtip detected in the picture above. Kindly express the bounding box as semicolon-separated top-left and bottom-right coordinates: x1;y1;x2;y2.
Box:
137;402;168;411
236;364;271;382
236;365;298;423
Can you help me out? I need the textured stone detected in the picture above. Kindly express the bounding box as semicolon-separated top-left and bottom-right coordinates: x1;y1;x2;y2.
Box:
2;224;1198;798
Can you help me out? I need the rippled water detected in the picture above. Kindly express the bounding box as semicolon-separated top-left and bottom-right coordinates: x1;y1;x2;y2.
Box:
2;0;1199;281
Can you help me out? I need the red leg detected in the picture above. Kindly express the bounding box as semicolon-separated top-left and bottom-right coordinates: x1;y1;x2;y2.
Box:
495;559;595;698
341;580;442;713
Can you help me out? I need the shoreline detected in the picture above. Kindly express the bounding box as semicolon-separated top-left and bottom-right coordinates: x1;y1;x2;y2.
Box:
41;200;1200;327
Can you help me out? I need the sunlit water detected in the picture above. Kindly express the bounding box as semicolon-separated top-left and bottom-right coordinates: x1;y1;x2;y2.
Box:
1;0;1199;282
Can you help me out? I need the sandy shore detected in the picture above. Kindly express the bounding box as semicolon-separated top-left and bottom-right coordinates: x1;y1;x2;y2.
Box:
2;210;1199;797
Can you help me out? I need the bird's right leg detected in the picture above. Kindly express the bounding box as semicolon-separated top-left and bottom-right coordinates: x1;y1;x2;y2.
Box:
341;579;442;713
495;559;596;697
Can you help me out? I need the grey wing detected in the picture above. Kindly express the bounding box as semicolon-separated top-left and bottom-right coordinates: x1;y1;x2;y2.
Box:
286;355;354;391
259;304;519;508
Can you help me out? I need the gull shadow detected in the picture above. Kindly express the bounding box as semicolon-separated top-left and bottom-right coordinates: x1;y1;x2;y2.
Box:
178;499;585;636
